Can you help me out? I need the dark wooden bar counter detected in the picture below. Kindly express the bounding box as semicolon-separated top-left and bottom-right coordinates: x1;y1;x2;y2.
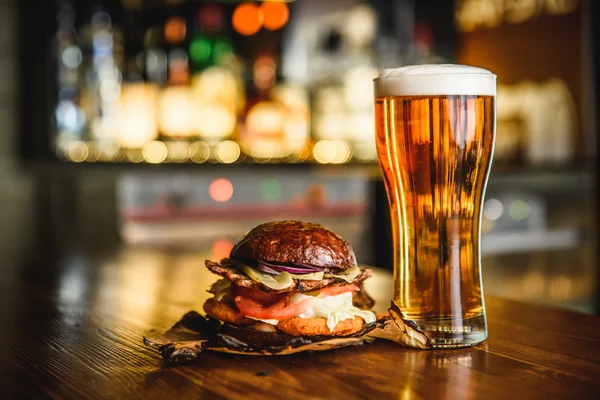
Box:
1;248;599;399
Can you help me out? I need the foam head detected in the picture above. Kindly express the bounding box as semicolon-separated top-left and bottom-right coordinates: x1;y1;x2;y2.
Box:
374;64;496;97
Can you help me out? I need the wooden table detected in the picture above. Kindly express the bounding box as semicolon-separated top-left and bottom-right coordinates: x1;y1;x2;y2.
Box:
1;248;599;399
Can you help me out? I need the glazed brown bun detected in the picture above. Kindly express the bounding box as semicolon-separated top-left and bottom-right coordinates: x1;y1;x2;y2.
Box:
230;220;357;271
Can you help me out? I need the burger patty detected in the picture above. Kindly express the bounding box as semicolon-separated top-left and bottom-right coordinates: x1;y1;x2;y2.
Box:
203;298;255;325
205;260;372;294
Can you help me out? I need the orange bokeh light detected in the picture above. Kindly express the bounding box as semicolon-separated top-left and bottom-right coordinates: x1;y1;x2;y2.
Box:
209;178;234;202
253;55;276;89
165;17;187;43
212;239;234;260
232;3;263;36
261;2;289;31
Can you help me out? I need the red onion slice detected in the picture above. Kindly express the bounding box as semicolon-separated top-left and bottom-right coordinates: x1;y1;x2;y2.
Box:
255;263;280;274
256;263;316;275
258;260;326;274
271;266;319;274
232;257;333;275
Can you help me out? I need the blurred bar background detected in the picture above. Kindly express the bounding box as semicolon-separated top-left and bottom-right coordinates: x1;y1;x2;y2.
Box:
1;0;597;313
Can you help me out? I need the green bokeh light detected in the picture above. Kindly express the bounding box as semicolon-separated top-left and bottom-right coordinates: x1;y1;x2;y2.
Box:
261;179;282;201
190;37;212;64
211;39;233;64
508;199;529;221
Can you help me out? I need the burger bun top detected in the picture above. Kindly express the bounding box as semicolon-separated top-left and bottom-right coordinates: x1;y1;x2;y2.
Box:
230;220;357;271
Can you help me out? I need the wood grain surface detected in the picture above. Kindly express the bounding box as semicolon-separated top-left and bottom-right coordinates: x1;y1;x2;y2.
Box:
0;248;599;400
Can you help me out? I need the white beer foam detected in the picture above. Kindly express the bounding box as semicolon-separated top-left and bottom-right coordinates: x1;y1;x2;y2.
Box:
374;64;496;97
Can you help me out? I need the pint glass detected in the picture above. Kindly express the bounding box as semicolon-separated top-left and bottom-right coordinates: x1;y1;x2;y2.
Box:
374;65;496;348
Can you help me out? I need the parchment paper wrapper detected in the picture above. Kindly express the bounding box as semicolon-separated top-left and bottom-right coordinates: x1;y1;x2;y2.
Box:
144;302;431;364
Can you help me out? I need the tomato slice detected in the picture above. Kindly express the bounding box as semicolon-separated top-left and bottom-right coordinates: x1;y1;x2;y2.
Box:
234;295;316;320
231;285;286;306
233;283;360;321
317;284;359;298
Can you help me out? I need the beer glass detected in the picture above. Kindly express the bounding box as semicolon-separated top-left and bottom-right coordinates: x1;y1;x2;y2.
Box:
374;65;496;348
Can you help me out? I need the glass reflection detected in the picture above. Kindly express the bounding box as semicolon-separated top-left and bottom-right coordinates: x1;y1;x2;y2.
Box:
394;349;477;400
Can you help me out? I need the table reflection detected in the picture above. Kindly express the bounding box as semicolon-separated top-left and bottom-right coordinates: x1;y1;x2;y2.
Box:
90;248;220;330
4;243;597;399
86;247;395;328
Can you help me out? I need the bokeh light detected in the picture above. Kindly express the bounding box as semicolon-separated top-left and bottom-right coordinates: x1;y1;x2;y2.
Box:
313;140;352;164
261;1;289;31
211;39;234;65
189;37;211;65
261;179;282;201
126;148;144;163
168;48;189;84
246;102;285;136
212;239;234;260
253;55;276;90
116;83;159;148
232;3;263;36
166;141;189;163
483;199;504;220
209;179;234;202
85;142;101;162
66;141;89;163
100;80;121;102
509;199;530;221
165;17;187;44
191;66;240;108
216;140;241;164
189;141;210;163
198;4;225;33
159;86;192;137
142;141;168;164
313;140;336;164
145;48;168;83
62;46;83;69
342;3;377;48
98;142;120;162
193;106;236;139
56;101;85;133
332;141;352;164
248;140;285;162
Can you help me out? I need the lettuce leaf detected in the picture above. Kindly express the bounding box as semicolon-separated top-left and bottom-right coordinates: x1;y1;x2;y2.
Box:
208;279;231;301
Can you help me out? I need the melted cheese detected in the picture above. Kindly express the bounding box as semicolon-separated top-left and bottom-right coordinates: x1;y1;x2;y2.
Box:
290;292;376;332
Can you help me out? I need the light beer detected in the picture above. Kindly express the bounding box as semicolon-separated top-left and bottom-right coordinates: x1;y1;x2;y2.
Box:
374;65;496;347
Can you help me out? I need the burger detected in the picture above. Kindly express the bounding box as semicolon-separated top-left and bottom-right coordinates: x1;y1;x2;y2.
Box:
204;220;376;343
